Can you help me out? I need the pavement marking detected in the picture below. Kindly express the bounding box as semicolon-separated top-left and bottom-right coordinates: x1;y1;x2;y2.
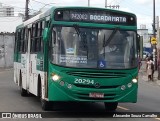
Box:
155;118;160;120
117;106;129;111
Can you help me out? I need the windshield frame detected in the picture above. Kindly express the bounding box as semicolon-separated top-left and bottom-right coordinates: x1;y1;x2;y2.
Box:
49;24;138;70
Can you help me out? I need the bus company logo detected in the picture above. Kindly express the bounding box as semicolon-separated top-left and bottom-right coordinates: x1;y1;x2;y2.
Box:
2;113;12;118
94;82;100;88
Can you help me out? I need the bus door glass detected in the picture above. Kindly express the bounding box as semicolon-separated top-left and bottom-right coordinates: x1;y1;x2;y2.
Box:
26;28;31;90
29;23;39;93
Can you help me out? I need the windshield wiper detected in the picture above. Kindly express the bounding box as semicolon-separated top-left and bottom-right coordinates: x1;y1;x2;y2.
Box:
102;34;106;58
73;24;88;51
103;27;119;47
73;24;80;36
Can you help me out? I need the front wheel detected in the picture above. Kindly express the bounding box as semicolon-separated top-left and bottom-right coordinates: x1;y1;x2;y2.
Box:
39;82;52;111
104;102;118;111
20;86;28;96
41;99;52;111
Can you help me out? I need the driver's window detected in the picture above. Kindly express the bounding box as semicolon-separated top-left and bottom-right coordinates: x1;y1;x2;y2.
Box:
51;28;59;64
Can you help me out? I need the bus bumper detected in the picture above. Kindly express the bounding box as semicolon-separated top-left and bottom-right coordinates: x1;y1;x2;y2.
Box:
48;82;138;103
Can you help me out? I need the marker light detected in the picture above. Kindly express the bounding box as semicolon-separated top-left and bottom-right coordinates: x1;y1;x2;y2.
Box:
127;83;132;88
132;78;138;83
59;81;65;86
121;85;126;90
67;84;72;89
52;74;60;81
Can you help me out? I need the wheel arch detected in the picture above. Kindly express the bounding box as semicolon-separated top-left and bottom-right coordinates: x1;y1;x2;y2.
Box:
19;69;22;86
37;74;41;97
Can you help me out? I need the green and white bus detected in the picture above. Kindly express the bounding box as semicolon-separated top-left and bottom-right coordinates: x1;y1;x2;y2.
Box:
14;6;139;111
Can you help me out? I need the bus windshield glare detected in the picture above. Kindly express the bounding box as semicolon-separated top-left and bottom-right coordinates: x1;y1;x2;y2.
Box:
51;26;137;69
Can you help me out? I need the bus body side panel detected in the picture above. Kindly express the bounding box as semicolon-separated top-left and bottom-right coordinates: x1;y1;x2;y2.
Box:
20;54;27;90
29;54;38;95
14;62;18;85
36;53;47;99
30;53;47;98
36;70;46;98
17;53;22;87
15;53;27;90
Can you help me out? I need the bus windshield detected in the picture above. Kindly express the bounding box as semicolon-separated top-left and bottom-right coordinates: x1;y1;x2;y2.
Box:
51;26;138;69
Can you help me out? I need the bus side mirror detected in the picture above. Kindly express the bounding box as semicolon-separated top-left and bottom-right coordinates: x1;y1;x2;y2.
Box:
137;34;140;52
43;28;49;42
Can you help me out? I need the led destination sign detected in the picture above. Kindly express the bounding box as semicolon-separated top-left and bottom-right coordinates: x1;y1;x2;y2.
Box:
70;13;127;23
54;9;136;25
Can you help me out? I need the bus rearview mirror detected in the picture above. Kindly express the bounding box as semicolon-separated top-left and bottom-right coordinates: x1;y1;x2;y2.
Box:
137;34;140;52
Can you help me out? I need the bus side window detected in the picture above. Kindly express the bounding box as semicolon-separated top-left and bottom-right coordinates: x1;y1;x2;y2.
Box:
14;31;18;53
36;22;41;52
52;30;56;44
40;21;45;53
45;20;50;28
22;28;26;53
24;28;28;52
17;30;21;52
30;25;33;52
31;24;36;53
18;30;22;52
51;29;57;53
34;23;38;52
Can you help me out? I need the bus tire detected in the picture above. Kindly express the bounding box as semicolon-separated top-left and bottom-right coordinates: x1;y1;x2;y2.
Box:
38;80;52;111
41;99;52;111
19;72;28;96
104;102;118;111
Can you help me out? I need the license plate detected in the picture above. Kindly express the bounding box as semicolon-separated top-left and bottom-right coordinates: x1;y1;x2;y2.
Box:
89;93;104;98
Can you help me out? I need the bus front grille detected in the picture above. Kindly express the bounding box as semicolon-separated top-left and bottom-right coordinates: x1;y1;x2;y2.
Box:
74;84;119;89
65;71;127;78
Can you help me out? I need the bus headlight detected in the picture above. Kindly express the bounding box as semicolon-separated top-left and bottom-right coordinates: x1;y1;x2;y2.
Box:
132;78;138;83
52;74;60;81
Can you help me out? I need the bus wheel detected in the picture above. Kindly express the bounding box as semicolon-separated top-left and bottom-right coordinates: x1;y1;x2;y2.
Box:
104;102;118;111
19;73;28;96
41;99;52;111
39;83;52;111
